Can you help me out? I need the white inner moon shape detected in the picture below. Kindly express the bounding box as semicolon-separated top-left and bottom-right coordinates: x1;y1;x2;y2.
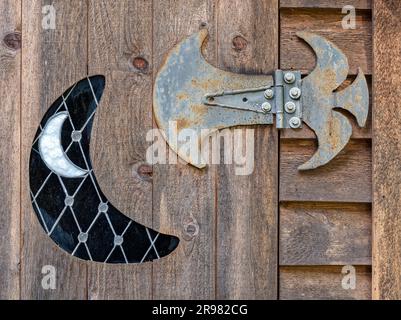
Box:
39;112;88;178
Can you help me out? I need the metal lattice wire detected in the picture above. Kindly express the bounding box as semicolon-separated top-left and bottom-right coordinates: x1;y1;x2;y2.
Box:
30;77;161;263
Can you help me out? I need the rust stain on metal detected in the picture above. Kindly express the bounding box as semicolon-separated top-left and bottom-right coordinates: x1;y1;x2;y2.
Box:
153;30;369;171
297;32;368;170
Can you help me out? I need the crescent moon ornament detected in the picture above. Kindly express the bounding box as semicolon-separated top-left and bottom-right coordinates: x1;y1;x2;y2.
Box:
39;112;88;178
29;76;179;263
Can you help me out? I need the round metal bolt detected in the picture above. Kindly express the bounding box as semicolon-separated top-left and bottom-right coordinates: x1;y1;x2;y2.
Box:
289;87;301;100
71;130;82;142
264;88;274;99
285;101;296;114
289;117;301;129
261;102;272;113
284;72;295;84
98;202;109;213
64;196;74;207
78;232;88;243
114;235;124;246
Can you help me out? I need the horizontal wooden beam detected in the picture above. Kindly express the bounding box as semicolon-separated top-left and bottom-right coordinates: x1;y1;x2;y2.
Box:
280;0;371;9
280;139;371;203
280;266;372;300
280;202;371;265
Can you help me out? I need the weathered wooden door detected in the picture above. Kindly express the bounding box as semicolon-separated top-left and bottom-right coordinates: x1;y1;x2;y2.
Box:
1;0;398;300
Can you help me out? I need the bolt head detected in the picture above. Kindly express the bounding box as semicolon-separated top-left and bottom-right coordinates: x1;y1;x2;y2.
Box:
64;196;74;207
284;72;295;84
71;130;82;142
78;232;88;243
289;117;301;129
264;88;274;99
98;202;109;213
285;101;296;114
261;102;272;113
114;235;124;246
289;87;301;100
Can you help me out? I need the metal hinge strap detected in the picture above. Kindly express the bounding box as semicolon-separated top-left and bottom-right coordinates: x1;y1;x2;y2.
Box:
202;69;303;130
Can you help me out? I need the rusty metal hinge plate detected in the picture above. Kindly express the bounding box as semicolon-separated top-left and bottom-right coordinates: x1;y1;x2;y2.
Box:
154;30;369;170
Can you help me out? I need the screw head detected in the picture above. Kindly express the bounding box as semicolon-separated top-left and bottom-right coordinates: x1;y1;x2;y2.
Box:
284;72;295;84
289;87;301;100
261;102;272;113
289;117;301;129
264;88;274;99
285;101;296;114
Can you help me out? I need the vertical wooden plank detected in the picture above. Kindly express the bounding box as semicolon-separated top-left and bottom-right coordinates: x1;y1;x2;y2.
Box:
152;0;217;299
216;0;279;299
0;0;21;300
21;0;87;299
372;0;401;300
87;0;153;299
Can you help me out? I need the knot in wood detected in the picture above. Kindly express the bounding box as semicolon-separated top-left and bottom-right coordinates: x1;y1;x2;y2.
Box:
3;32;21;51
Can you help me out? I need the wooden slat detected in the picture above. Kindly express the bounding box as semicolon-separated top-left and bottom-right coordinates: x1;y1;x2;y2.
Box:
372;0;401;300
281;8;372;75
280;266;371;300
0;0;21;300
21;0;87;299
280;0;371;9
280;139;371;203
281;77;372;139
280;202;371;265
216;0;278;299
152;0;217;299
87;0;153;299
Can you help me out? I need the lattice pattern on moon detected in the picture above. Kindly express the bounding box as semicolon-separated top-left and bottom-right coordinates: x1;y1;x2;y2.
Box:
29;76;179;263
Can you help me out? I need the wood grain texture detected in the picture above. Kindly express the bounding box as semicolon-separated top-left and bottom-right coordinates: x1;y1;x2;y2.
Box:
281;77;372;139
280;202;371;265
216;0;278;299
21;0;87;299
280;0;371;9
0;0;21;300
280;139;371;203
152;0;217;299
280;266;371;300
372;0;401;300
87;0;153;300
281;8;372;75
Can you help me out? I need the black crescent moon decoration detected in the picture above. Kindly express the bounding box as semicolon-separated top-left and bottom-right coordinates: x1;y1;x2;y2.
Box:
29;76;179;263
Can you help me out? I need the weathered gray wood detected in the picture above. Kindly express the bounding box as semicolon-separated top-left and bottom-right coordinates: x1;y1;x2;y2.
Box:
280;202;371;265
280;0;371;9
372;0;401;300
280;266;371;300
152;0;217;299
280;139;371;203
87;0;153;300
0;0;21;300
216;0;278;299
21;0;87;299
281;8;372;75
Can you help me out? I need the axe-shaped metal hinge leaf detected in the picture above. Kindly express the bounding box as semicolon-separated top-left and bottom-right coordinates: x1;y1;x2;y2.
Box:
153;30;369;170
